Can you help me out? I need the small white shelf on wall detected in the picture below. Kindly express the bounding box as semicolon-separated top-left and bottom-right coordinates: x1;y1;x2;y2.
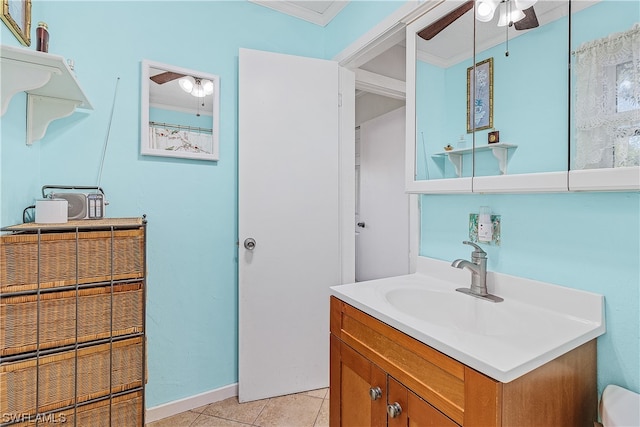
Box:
432;143;517;177
1;45;93;145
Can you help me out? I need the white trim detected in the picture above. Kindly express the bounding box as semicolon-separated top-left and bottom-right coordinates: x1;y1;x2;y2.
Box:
333;1;436;69
248;1;348;27
473;172;569;193
405;177;473;194
569;167;640;192
355;69;406;100
408;194;420;274
339;66;356;284
334;0;446;278
145;383;238;423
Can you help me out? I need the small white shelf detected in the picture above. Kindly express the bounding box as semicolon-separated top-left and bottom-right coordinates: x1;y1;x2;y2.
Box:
432;143;517;177
1;45;93;145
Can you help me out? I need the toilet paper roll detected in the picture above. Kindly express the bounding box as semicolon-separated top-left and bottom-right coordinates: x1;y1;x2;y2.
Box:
35;199;69;223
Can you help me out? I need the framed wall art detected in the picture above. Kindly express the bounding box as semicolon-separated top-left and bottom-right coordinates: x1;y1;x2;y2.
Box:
467;57;493;133
1;0;32;46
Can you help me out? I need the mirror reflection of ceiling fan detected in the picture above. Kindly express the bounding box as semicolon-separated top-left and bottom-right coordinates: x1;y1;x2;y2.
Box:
150;71;186;85
419;0;540;41
150;72;214;98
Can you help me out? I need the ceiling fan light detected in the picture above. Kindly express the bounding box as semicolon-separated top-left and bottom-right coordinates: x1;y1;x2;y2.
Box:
178;76;195;93
476;0;497;22
191;79;206;97
497;2;525;26
202;79;214;96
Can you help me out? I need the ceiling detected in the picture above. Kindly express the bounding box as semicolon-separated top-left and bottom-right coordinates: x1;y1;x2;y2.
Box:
248;1;349;26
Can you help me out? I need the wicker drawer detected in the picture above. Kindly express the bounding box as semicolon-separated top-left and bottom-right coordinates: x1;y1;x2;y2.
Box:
0;337;144;417
7;391;143;427
1;283;144;356
0;229;145;293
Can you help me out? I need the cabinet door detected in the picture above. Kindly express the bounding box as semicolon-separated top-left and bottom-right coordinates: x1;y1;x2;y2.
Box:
388;377;459;427
331;336;386;427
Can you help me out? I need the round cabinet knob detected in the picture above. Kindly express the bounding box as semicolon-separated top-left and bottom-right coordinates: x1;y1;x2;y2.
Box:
244;238;256;250
387;402;402;418
369;386;382;401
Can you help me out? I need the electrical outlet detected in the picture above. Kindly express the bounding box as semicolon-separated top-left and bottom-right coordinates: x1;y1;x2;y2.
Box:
469;213;501;245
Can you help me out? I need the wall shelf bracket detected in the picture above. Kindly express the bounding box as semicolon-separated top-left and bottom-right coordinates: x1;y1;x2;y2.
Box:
27;95;81;145
432;143;517;177
1;45;92;145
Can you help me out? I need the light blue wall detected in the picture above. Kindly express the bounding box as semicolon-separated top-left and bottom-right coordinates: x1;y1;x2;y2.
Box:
1;0;416;410
417;12;570;178
149;107;212;131
420;192;640;394
417;1;640;394
1;0;638;410
1;0;328;408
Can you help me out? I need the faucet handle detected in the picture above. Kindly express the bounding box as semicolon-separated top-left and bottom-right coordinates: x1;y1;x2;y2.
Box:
462;240;487;256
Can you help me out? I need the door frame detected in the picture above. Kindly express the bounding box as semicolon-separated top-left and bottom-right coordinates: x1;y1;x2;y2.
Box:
334;2;430;276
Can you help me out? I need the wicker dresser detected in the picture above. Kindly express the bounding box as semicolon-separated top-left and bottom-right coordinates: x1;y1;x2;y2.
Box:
0;217;146;426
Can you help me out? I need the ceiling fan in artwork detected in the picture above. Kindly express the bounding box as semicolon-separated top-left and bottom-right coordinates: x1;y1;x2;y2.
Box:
418;0;540;41
150;71;214;98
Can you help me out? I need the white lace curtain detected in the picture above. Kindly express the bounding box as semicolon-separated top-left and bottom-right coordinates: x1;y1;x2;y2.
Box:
574;23;640;169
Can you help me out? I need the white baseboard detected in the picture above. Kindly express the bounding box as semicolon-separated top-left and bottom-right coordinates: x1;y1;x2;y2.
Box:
145;383;238;423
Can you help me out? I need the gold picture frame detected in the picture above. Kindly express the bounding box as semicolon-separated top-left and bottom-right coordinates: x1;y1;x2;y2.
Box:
467;57;493;133
1;0;32;46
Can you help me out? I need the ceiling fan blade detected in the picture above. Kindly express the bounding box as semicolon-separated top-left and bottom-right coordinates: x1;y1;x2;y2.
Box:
418;1;474;41
514;6;539;30
150;71;186;84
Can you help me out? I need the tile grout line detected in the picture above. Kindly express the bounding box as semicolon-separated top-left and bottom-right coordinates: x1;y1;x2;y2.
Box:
251;395;274;427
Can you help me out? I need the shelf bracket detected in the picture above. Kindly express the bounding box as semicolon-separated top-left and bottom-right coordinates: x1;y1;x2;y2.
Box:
491;146;509;175
447;152;463;177
26;94;80;145
0;58;59;116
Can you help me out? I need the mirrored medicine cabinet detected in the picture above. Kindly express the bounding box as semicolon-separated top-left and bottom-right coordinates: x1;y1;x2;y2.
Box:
405;0;639;193
140;60;220;162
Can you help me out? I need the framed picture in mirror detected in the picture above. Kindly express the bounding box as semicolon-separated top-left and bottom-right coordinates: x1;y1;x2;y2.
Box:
1;0;32;46
467;57;493;133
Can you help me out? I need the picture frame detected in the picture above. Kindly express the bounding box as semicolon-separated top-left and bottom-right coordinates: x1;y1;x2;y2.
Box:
467;57;493;133
1;0;32;46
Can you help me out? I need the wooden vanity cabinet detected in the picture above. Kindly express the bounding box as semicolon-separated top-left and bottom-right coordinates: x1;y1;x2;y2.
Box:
329;296;597;427
330;334;387;426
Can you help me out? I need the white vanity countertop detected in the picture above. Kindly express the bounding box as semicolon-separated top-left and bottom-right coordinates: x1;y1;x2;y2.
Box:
330;257;606;383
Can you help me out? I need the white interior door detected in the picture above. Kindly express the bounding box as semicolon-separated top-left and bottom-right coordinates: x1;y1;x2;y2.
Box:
238;48;352;402
356;106;410;281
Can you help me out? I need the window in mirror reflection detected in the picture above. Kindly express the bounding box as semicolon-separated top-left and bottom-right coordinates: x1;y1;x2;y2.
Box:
574;26;639;169
572;1;639;170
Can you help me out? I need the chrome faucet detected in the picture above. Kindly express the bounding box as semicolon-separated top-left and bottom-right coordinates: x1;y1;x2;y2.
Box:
452;241;503;303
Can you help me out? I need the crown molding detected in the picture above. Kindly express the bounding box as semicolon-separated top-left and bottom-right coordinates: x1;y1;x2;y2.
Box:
249;1;349;27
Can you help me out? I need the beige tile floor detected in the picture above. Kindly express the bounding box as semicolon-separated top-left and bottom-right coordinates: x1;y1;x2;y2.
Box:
146;388;329;427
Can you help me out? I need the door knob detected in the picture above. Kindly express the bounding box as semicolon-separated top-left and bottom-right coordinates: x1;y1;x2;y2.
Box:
387;402;402;418
357;222;366;228
369;386;382;401
244;238;256;250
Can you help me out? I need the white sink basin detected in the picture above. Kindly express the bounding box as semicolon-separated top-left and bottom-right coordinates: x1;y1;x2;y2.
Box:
384;286;535;337
330;257;605;383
